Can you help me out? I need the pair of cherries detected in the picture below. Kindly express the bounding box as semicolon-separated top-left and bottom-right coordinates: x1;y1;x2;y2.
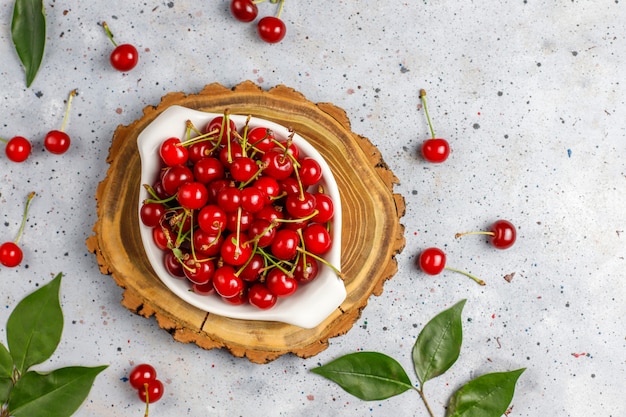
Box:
418;220;517;286
128;364;164;416
1;90;77;163
230;0;287;44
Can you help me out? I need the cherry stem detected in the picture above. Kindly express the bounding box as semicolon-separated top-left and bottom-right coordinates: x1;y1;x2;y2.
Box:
143;382;150;417
60;89;77;132
444;266;486;286
455;231;495;239
296;247;344;280
276;0;286;19
419;89;436;139
102;21;118;47
15;192;35;244
0;137;7;144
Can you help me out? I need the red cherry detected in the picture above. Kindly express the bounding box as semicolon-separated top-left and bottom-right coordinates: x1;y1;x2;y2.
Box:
183;258;215;285
193;157;224;184
110;44;138;71
285;192;317;218
0;192;35;268
299;157;323;186
421;138;450;163
293;256;319;283
266;269;298;298
140;202;166;227
489;220;517;249
197;204;227;234
302;223;332;255
271;229;300;260
230;0;258;22
312;193;334;223
212;265;244;298
220;233;253;266
103;22;138;71
44;130;71;154
418;89;450;163
159;137;188;166
161;165;193;196
455;219;517;249
152;225;171;251
239;253;265;282
248;283;277;310
0;242;23;268
177;181;209;210
138;379;164;403
193;230;223;257
129;364;157;390
257;16;287;43
230;156;259;183
3;136;32;162
164;251;185;278
204;115;237;142
247;127;276;152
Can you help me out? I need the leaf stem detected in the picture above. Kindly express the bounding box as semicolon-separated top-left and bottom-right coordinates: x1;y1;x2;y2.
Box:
415;387;436;417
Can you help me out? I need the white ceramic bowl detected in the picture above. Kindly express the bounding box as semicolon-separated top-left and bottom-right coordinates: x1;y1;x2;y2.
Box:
137;105;344;329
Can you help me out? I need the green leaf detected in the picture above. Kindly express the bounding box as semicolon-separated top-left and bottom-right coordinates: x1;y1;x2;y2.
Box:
446;368;525;417
311;352;413;401
0;343;13;378
412;299;466;385
0;377;13;405
9;366;108;417
0;343;14;402
7;273;63;374
11;0;46;87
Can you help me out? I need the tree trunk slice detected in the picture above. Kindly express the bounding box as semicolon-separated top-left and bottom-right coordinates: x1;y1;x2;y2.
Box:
86;81;406;363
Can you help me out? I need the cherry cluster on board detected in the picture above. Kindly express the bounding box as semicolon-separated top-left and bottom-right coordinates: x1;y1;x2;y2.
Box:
230;0;288;43
416;89;517;285
140;111;339;310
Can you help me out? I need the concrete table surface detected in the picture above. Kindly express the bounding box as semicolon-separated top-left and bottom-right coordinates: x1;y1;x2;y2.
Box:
0;1;623;416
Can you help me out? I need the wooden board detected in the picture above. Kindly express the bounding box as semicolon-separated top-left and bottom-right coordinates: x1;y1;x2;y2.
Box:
86;81;406;363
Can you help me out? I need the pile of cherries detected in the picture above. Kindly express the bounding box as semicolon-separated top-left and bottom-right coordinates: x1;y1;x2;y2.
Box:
140;111;337;310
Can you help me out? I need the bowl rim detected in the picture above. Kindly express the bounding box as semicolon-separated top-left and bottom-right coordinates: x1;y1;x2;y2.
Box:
137;105;345;329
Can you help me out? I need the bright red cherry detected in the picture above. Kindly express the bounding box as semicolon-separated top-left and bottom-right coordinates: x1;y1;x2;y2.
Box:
248;283;277;310
421;138;450;163
44;89;77;155
110;44;139;72
0;242;23;268
44;130;70;154
0;192;35;268
138;378;164;403
129;364;158;390
103;22;138;72
419;89;450;163
417;247;485;286
159;137;188;166
230;0;258;22
2;136;32;162
257;16;286;43
455;219;517;249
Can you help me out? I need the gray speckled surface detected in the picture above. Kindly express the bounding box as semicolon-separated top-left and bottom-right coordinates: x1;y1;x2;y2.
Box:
0;1;624;416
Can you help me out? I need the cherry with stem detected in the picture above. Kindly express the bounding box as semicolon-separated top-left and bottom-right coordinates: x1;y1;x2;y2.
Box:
257;0;287;43
102;21;139;72
0;192;36;268
455;219;517;249
419;89;450;163
417;247;485;286
44;89;77;155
